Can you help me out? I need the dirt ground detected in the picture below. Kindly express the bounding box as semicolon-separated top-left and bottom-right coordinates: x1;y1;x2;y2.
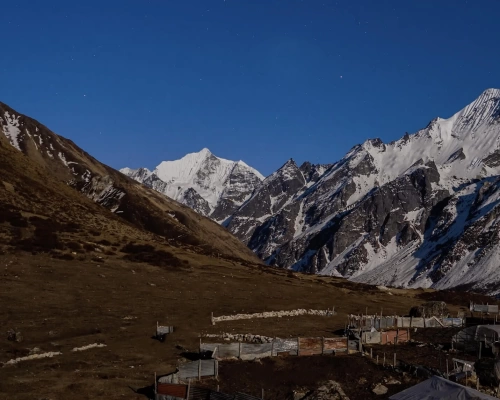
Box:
194;354;419;400
368;342;477;374
0;249;461;400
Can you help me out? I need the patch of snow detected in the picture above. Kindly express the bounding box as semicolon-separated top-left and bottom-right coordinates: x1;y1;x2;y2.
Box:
58;152;69;166
71;343;106;352
4;351;62;366
2;111;22;151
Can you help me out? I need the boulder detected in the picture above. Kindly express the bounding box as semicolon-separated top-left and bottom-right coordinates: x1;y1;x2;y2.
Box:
372;384;388;395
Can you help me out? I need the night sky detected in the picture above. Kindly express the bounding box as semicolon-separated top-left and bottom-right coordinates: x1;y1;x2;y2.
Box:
1;0;499;175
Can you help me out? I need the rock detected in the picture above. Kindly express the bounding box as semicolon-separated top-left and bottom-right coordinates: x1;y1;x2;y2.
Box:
301;381;350;400
7;330;23;343
293;391;308;400
385;377;401;385
358;377;368;385
7;329;16;341
372;384;388;395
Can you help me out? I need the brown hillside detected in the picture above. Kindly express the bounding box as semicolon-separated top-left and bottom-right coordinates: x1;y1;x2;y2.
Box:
0;102;259;264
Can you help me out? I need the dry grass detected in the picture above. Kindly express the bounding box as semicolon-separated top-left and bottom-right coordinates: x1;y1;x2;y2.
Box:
0;117;495;400
0;250;471;400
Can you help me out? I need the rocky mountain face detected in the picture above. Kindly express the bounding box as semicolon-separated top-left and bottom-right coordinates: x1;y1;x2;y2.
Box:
225;88;500;293
121;148;264;222
0;101;260;264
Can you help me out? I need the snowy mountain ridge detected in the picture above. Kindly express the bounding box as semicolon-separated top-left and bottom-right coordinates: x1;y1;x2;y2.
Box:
121;148;264;221
121;88;500;293
224;88;500;294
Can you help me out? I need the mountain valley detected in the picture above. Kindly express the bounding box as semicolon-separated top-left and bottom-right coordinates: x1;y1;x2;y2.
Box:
124;89;500;294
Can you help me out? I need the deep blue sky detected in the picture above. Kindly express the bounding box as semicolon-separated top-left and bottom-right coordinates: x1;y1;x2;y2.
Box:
1;1;498;176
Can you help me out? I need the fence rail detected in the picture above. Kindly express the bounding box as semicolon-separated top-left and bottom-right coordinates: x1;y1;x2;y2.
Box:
348;315;464;330
469;303;499;314
155;383;262;400
201;336;348;360
178;360;218;380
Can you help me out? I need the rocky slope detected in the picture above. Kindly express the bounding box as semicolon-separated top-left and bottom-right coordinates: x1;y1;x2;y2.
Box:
0;101;260;264
226;88;500;293
121;148;264;222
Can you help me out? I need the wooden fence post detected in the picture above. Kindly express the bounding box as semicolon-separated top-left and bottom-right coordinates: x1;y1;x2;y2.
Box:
215;359;218;378
370;347;373;358
198;359;201;380
211;312;214;325
479;341;482;359
393;353;396;368
376;355;379;364
261;388;264;399
383;353;386;366
239;342;242;359
297;337;300;356
321;337;325;355
271;339;274;357
154;372;157;394
187;379;191;398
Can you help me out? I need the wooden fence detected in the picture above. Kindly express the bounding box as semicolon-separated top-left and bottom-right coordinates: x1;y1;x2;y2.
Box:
360;328;410;345
178;360;218;380
201;337;348;360
349;315;464;331
469;303;499;314
155;383;262;400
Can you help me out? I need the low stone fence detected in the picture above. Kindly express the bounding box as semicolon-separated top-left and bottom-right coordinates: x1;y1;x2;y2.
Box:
211;308;335;325
202;333;274;343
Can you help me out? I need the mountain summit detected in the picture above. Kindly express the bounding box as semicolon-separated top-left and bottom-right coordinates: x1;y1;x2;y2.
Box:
223;88;500;293
121;149;264;222
108;89;500;293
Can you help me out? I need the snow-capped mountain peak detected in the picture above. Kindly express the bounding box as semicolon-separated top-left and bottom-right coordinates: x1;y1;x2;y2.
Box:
224;88;500;294
121;148;264;221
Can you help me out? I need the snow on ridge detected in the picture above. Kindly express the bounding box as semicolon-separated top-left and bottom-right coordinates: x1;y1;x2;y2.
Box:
143;148;264;210
119;167;136;175
329;88;500;193
2;111;22;151
235;160;265;180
